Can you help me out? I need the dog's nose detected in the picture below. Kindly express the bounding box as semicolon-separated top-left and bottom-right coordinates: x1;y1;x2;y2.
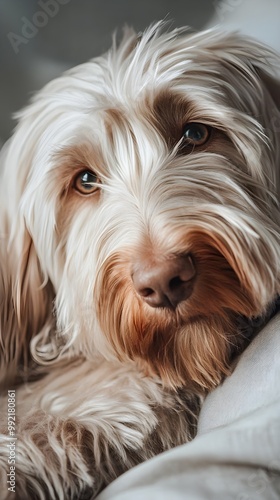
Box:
131;254;196;309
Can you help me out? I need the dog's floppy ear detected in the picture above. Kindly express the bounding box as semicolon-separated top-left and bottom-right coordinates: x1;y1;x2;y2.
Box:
0;139;54;388
12;222;53;351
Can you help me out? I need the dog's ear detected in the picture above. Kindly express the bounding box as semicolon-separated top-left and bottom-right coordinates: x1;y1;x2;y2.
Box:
0;141;54;388
12;222;53;349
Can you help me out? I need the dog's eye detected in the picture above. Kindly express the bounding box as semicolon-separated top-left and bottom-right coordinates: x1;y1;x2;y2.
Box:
182;123;210;146
73;170;100;195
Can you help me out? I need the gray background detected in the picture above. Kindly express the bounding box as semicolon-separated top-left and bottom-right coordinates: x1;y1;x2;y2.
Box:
0;0;280;145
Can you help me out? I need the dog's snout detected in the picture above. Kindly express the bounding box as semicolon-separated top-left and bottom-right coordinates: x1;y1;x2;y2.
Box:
132;254;196;309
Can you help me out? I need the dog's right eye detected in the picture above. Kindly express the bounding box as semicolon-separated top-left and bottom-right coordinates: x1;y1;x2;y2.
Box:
73;170;101;195
182;123;210;147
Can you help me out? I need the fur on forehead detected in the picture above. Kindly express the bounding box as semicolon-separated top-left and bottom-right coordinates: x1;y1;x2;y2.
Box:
14;21;279;118
105;22;279;101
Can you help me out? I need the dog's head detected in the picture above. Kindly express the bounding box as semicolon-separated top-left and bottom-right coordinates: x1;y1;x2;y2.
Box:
1;23;280;388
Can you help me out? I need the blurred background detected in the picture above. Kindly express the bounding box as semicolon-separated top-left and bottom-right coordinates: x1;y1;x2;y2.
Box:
0;0;280;145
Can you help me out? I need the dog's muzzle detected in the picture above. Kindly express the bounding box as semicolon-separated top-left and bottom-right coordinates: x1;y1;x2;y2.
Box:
131;254;196;309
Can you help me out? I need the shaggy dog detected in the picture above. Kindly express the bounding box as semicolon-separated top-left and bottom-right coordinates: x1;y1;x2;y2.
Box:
0;22;280;499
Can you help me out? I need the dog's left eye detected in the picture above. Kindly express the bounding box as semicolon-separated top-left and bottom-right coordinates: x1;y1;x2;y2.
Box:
182;123;210;147
73;170;100;195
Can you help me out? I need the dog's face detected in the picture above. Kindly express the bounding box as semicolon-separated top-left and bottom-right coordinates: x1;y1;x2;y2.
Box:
2;24;280;389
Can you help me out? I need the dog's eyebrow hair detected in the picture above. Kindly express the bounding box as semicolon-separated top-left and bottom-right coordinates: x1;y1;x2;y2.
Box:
151;91;202;146
52;143;108;177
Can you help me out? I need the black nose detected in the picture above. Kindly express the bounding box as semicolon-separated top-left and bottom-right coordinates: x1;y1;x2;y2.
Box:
131;254;196;309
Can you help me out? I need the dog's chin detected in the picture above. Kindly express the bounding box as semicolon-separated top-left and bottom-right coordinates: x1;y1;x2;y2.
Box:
96;237;263;390
97;293;238;391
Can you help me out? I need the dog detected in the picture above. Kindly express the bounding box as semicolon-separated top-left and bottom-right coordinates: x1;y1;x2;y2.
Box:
0;21;280;499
